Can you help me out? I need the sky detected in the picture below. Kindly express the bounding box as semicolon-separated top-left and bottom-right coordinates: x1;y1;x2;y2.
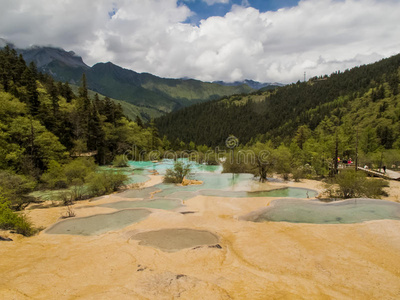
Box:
0;0;400;83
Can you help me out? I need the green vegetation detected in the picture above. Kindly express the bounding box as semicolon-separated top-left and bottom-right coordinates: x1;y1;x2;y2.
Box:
222;142;297;181
0;196;35;236
69;84;163;122
157;53;400;183
0;45;163;171
86;170;128;196
0;46;167;235
0;171;36;210
81;62;253;116
40;158;128;203
2;43;400;236
329;169;389;199
112;155;128;167
155;53;400;148
164;161;191;183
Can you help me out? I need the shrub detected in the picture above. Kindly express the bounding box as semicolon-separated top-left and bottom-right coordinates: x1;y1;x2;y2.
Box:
59;191;74;206
64;157;97;184
334;169;388;198
164;161;191;183
204;152;220;165
363;177;389;198
41;160;68;189
0;171;36;210
112;155;128;167
86;170;128;196
222;152;253;174
292;164;315;182
69;178;86;201
61;205;76;218
0;200;35;236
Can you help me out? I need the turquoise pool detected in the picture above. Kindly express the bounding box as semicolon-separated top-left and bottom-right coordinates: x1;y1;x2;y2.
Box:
246;199;400;224
199;187;318;198
129;159;222;175
118;171;317;201
46;209;151;235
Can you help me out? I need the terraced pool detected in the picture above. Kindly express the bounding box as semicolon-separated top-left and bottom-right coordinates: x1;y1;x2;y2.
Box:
244;199;400;224
46;209;151;235
130;228;219;252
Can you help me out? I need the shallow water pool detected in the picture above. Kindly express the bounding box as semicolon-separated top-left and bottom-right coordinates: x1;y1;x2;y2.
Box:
46;209;151;235
117;172;316;201
199;187;318;198
129;159;222;175
246;199;400;224
130;228;219;252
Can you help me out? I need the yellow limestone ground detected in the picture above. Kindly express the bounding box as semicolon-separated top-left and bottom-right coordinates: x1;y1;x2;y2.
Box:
1;177;400;299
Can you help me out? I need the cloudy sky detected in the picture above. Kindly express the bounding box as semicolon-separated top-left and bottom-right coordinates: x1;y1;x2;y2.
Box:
1;0;400;83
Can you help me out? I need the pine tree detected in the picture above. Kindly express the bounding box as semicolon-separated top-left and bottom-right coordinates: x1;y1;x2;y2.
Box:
135;115;144;128
104;96;114;124
78;73;90;113
21;68;39;116
48;80;59;116
62;82;74;103
78;73;88;100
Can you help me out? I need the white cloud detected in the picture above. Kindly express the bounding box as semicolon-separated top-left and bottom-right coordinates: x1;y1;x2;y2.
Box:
1;0;400;83
202;0;230;5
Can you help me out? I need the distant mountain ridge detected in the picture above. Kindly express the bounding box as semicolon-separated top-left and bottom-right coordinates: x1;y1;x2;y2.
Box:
19;46;89;70
1;39;260;120
213;79;284;90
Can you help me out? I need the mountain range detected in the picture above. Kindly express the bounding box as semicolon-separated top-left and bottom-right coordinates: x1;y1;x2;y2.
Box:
212;79;284;90
1;38;281;121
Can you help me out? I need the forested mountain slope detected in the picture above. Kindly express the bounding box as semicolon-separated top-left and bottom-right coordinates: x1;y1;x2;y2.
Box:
9;43;254;116
155;53;400;148
0;46;161;175
68;84;163;122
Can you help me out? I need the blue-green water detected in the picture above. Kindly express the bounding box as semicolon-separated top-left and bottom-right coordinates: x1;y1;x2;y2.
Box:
199;188;318;198
46;160;400;236
249;199;400;224
118;172;317;201
97;159;221;187
128;159;222;175
46;209;151;235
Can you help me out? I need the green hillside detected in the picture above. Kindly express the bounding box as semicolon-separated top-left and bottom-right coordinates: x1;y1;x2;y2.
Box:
85;62;253;113
155;53;400;148
69;85;163;121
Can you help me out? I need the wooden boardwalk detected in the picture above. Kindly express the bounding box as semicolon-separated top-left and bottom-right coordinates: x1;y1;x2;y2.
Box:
356;166;400;180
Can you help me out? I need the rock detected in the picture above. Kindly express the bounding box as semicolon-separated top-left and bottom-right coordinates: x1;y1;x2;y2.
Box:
181;178;203;186
0;236;13;241
208;244;222;249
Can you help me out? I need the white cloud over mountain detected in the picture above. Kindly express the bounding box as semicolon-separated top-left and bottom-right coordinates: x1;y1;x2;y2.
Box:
0;0;399;83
